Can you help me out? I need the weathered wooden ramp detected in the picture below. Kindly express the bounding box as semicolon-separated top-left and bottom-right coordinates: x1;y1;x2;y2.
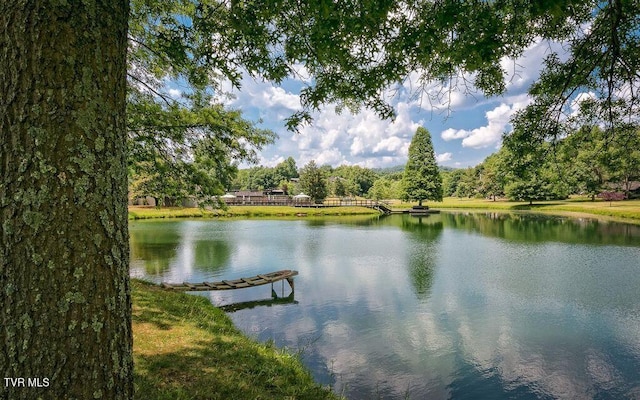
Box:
161;269;298;292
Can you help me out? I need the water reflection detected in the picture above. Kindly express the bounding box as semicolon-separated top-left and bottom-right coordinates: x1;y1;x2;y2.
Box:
129;220;233;280
130;213;640;399
219;292;297;313
441;211;640;246
193;239;231;273
129;221;181;275
402;215;443;299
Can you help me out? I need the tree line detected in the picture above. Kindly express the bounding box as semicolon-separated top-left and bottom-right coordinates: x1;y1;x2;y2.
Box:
445;125;640;204
132;124;639;207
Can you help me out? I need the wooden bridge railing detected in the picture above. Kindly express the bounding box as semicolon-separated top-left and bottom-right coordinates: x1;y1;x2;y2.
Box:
223;198;390;207
221;198;393;214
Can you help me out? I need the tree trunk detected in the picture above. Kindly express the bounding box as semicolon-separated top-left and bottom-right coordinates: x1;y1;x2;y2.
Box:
624;175;631;199
1;2;132;399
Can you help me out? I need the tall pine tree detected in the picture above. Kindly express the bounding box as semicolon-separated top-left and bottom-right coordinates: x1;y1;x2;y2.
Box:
402;127;443;207
299;161;328;204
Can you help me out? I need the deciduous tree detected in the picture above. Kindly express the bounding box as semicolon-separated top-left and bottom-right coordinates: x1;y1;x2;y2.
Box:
603;127;640;197
1;3;132;398
333;166;379;197
506;0;640;162
557;125;609;200
455;168;481;198
477;153;506;201
274;157;299;181
127;94;275;205
368;178;403;200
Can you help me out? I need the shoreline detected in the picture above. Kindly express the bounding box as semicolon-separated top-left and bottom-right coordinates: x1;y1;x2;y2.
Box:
128;197;640;225
130;198;639;398
132;279;340;399
128;205;380;219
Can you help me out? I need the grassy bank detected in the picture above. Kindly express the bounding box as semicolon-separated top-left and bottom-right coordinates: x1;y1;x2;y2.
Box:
393;197;640;223
129;205;379;219
129;197;640;223
132;280;339;400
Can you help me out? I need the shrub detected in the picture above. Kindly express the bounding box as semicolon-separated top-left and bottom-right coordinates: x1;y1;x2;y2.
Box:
597;191;626;205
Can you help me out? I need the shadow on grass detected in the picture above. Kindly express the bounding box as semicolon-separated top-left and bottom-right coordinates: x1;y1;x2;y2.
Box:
132;281;189;331
510;202;564;210
134;338;335;400
132;280;339;400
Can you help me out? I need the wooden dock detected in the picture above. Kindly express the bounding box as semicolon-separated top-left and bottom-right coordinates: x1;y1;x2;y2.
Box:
408;206;440;215
160;269;298;292
409;209;440;215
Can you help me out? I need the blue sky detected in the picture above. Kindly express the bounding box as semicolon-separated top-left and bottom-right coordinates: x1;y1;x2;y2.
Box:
205;39;566;170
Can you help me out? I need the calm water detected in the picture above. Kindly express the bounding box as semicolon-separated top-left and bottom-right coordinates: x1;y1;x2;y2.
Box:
130;212;640;399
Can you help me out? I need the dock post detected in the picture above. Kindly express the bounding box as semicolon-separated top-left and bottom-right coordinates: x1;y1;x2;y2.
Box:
286;277;295;293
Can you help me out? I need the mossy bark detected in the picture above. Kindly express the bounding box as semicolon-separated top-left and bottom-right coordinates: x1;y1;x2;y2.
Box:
0;2;132;399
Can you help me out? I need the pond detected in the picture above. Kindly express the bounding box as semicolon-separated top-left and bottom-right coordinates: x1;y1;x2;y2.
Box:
130;212;640;399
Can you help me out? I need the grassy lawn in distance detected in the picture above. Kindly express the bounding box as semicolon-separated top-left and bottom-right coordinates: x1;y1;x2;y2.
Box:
129;197;640;223
128;205;379;219
391;197;640;223
132;280;339;400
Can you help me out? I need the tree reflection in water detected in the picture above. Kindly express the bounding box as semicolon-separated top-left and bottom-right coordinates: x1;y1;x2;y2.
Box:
130;220;233;278
401;215;444;299
129;221;181;276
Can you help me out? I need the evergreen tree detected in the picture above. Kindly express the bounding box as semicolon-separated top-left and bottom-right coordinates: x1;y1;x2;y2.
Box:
299;161;328;203
402;127;443;206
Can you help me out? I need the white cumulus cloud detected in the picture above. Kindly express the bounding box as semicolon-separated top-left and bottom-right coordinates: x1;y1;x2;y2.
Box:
440;97;531;149
291;100;422;167
168;88;182;99
436;152;453;163
441;128;472;141
258;86;301;110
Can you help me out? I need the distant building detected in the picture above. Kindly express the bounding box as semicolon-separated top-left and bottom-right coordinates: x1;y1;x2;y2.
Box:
224;190;292;205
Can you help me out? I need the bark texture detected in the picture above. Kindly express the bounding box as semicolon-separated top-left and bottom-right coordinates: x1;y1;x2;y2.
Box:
1;2;132;399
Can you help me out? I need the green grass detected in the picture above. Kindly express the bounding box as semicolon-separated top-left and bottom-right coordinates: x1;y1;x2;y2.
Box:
132;280;340;400
128;206;221;219
410;197;640;223
129;197;640;223
129;205;379;219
